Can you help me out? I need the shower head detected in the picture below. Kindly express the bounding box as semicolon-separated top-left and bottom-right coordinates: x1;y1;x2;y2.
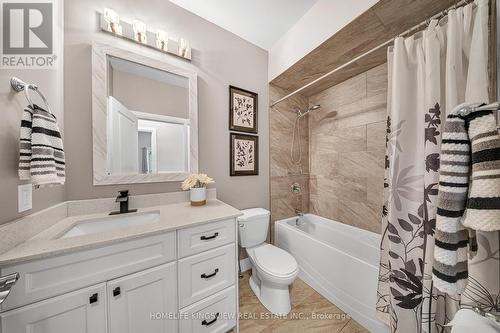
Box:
297;104;321;118
291;104;321;166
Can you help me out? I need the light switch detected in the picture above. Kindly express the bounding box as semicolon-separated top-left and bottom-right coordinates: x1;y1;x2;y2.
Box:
18;184;32;213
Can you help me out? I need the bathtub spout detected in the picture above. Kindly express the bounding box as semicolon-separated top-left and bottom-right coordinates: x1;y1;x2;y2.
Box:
294;210;306;227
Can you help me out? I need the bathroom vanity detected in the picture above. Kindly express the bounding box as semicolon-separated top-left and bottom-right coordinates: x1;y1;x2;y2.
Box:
0;195;241;333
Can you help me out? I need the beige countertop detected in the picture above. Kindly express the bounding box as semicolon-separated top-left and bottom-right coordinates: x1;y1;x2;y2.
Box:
0;199;241;266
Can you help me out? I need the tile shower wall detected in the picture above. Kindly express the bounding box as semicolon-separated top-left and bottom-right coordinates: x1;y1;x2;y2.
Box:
308;64;387;234
269;84;310;241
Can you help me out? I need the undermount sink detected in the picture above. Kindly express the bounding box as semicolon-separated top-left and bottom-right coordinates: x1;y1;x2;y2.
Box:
60;211;161;239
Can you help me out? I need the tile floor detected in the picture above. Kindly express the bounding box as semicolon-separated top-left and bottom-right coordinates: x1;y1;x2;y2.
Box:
237;271;369;333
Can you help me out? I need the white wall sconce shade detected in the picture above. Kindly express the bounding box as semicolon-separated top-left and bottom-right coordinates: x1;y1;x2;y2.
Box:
156;30;168;51
178;38;190;58
132;20;147;44
103;8;122;35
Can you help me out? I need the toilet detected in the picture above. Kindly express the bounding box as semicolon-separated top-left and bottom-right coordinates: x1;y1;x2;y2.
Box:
238;208;299;315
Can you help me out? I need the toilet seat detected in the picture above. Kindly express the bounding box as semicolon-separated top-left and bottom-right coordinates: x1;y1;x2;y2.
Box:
250;244;298;278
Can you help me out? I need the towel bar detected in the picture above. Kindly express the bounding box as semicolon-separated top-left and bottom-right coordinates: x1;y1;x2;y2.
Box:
10;77;53;114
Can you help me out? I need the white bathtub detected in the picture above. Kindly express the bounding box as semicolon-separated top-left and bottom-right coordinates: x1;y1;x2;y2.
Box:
276;214;388;333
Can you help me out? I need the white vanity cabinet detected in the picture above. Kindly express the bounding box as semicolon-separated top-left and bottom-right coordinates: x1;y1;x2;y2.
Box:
0;217;239;333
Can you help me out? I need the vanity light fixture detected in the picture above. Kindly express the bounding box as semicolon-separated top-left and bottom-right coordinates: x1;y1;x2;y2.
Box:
156;30;168;51
103;8;122;35
133;20;147;44
99;9;191;61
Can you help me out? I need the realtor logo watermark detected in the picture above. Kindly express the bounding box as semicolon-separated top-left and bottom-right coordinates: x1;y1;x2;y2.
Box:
1;0;58;68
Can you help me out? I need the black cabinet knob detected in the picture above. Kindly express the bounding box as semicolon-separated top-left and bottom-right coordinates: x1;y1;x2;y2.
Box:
89;293;98;304
113;287;121;297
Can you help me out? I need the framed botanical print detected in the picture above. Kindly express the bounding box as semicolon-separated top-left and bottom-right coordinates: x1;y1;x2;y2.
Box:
229;85;258;133
230;133;259;176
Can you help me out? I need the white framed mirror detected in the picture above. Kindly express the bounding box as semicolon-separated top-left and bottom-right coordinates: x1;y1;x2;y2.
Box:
92;43;198;185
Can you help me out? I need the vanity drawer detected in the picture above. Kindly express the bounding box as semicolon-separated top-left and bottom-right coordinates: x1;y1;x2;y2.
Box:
178;219;235;258
0;232;176;312
179;286;236;333
178;244;235;308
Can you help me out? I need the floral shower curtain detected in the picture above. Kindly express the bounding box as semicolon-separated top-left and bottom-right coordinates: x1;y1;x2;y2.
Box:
376;1;499;332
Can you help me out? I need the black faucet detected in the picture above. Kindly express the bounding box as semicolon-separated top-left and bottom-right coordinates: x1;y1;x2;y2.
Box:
109;190;138;215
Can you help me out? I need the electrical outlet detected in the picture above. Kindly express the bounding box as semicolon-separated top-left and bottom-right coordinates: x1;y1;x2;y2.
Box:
18;184;32;213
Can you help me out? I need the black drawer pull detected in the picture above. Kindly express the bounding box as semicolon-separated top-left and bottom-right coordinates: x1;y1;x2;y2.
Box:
89;293;98;304
201;268;219;279
201;312;219;326
200;232;218;241
113;287;121;297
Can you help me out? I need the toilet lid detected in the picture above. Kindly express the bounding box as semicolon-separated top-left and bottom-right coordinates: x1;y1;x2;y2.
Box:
253;244;298;277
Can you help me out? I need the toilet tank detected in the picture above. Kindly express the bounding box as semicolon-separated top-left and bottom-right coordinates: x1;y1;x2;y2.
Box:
238;208;270;248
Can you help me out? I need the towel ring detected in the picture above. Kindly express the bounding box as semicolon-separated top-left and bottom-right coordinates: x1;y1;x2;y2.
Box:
10;77;53;115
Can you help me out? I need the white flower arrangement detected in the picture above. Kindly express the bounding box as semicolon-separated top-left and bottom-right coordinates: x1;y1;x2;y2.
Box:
182;173;214;191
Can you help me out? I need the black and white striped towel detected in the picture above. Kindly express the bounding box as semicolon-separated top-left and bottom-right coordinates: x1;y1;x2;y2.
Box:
433;102;500;296
433;104;472;296
19;105;65;185
462;108;500;231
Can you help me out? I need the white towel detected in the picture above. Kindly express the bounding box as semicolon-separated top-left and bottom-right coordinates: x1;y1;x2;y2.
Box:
18;105;65;185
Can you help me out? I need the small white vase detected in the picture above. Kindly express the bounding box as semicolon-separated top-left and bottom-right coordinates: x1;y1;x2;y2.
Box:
190;187;207;206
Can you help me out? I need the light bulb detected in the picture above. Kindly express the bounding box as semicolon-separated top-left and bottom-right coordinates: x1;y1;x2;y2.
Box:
103;8;122;35
156;30;168;51
133;20;147;44
178;38;190;58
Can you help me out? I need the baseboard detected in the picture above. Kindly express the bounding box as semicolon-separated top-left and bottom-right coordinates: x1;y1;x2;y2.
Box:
239;258;251;272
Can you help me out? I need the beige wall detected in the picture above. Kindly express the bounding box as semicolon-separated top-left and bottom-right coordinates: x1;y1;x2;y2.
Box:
112;69;189;119
308;64;387;233
269;84;310;241
64;0;269;211
0;3;65;225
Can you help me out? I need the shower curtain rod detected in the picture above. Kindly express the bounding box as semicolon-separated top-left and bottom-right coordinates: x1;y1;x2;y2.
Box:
270;0;474;108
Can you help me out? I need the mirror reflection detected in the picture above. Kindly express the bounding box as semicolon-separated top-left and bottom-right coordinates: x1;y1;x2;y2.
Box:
106;56;190;176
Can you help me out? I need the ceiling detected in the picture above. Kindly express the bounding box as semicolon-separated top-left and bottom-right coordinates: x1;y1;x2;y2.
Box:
168;0;319;50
